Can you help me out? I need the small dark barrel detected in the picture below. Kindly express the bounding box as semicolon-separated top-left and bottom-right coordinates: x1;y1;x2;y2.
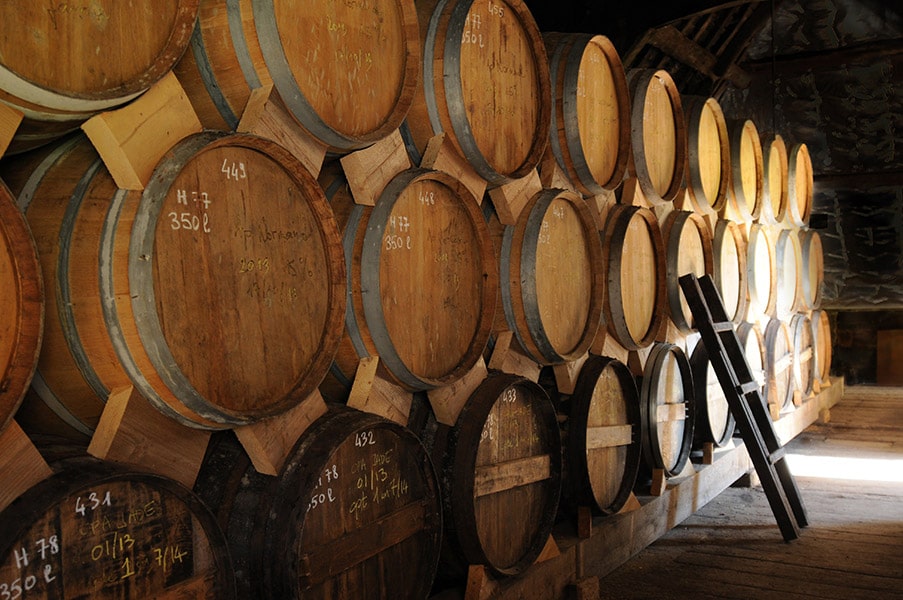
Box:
790;313;814;401
500;188;604;364
627;69;687;205
0;178;43;432
746;223;776;319
409;0;552;185
662;210;713;333
601;204;666;350
0;1;198;154
562;356;641;515
433;372;562;578
6;132;346;432
543;33;630;195
760;135;789;225
639;343;695;477
712;219;748;323
726;118;764;222
764;318;794;413
0;457;235;598
175;0;420;152
786;143;814;227
690;341;735;448
684;96;730;214
195;405;442;599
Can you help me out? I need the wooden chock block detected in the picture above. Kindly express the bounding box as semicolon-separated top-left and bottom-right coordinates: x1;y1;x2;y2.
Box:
702;441;715;465
818;407;831;424
577;505;593;539
347;356;413;426
340;129;412;206
537;148;575;192
769;402;781;421
0;421;53;512
553;352;590;395
487;331;541;382
487;169;542;225
427;357;488;426
617;492;641;515
0;103;23;157
81;71;203;190
619;177;651;208
534;534;561;564
587;189;617;230
464;564;497;600
649;468;667;496
238;84;328;178
235;389;328;476
590;329;630;366
420;133;487;204
88;385;210;489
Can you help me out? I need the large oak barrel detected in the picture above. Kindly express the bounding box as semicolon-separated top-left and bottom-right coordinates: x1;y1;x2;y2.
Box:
559;356;641;516
689;340;735;448
175;0;420;152
499;189;603;364
712;219;749;323
433;372;562;578
662;210;713;333
601;205;666;350
810;309;832;386
746;223;776;319
737;321;767;398
543;33;630;195
6;132;345;432
639;343;695;478
0;179;43;432
684;96;730;214
409;0;551;185
195;405;442;599
726;118;764;222
760;135;789;225
786;143;814;227
764;318;794;413
627;69;687;205
790;313;814;401
0;457;235;598
774;229;802;320
335;167;497;390
798;228;824;310
0;1;198;154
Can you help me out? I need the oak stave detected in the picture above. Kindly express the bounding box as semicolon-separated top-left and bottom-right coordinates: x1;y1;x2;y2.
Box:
725;118;764;223
712;219;749;324
684;96;730;214
662;210;714;334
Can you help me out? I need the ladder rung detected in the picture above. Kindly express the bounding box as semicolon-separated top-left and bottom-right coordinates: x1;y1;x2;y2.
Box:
769;447;786;464
712;321;734;332
737;381;760;395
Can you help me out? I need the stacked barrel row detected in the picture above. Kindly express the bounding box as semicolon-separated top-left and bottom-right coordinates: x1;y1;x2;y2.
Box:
0;0;832;598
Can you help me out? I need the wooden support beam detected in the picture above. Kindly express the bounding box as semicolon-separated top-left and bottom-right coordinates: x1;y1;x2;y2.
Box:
645;25;751;87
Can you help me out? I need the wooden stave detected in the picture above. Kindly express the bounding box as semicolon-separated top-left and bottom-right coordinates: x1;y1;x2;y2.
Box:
662;210;714;334
764;318;795;412
543;32;630;195
684;96;731;214
434;372;562;578
639;343;695;478
175;0;421;152
627;68;688;205
689;341;735;448
786;142;814;228
0;178;43;433
726;118;764;223
565;356;641;516
601;204;667;350
500;188;604;364
0;456;236;599
410;0;553;185
712;219;749;324
195;405;443;599
0;1;199;154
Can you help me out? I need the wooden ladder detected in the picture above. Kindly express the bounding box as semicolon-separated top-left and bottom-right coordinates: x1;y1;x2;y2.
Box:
678;273;808;542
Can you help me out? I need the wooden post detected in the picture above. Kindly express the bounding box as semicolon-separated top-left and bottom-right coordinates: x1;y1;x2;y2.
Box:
577;505;594;539
702;441;716;465
0;421;53;512
649;468;667;496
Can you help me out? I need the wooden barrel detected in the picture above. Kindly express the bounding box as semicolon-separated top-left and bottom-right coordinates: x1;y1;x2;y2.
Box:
790;313;814;401
500;188;603;364
175;0;420;152
737;321;767;398
433;372;561;578
639;343;695;477
798;228;824;310
764;318;794;413
195;405;442;598
712;219;749;323
786;143;814;227
0;457;235;598
684;96;730;214
774;229;802;320
543;33;630;195
760;135;789;225
601;205;666;350
689;341;735;448
6;132;345;432
561;356;641;516
627;69;687;205
746;223;776;319
335;167;497;390
0;1;198;154
409;0;551;185
810;309;832;386
0;179;43;432
662;210;713;333
726;118;764;222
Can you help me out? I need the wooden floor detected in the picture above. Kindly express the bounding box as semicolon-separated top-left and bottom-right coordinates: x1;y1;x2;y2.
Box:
598;386;903;599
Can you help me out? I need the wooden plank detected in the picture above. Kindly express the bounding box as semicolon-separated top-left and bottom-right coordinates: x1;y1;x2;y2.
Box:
645;25;750;88
0;421;53;512
474;454;551;498
586;425;634;449
656;403;687;423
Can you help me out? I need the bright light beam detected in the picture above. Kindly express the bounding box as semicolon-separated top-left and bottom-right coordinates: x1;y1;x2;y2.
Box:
785;454;903;483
